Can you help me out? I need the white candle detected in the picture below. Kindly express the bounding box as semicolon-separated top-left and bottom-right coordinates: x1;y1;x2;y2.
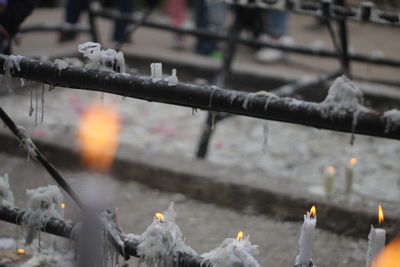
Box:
295;205;317;267
366;205;386;267
323;166;335;196
345;158;357;195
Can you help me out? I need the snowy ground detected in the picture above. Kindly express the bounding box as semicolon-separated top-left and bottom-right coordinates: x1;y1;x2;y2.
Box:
0;152;367;267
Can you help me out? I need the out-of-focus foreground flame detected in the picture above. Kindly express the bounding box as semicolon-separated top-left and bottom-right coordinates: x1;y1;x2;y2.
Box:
77;104;120;172
155;212;164;221
372;238;400;267
327;166;335;175
16;248;25;254
61;203;66;209
237;231;244;241
378;204;384;225
310;205;317;217
349;158;357;166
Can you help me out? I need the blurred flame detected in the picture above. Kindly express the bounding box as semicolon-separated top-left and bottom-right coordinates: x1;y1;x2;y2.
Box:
327;166;335;174
61;203;66;209
310;205;317;217
349;158;357;166
372;238;400;267
16;248;25;254
237;231;244;241
77;104;120;172
155;212;164;221
378;204;384;225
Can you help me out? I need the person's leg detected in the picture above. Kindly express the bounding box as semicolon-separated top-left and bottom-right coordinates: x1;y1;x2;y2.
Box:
256;9;290;63
113;0;135;42
65;0;86;24
265;9;289;38
195;0;227;55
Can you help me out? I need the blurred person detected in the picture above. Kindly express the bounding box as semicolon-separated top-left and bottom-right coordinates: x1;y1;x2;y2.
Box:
165;0;187;49
194;0;228;57
255;9;291;63
60;0;136;43
0;0;39;54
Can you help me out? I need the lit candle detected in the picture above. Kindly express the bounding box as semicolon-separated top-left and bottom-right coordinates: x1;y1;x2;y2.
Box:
345;158;357;195
323;166;335;197
136;203;196;266
202;231;261;267
295;205;317;267
366;205;386;267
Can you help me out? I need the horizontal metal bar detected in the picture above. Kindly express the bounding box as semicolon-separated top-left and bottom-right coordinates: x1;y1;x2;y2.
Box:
19;23;91;34
0;206;212;267
227;0;400;27
0;55;398;140
89;7;400;68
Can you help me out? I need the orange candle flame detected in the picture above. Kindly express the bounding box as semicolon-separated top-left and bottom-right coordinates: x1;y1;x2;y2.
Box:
61;203;66;209
310;205;317;217
237;231;244;241
326;166;335;174
378;204;384;225
16;248;25;254
155;212;164;221
77;104;120;172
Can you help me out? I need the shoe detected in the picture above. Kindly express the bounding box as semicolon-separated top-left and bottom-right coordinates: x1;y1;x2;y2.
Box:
255;49;285;63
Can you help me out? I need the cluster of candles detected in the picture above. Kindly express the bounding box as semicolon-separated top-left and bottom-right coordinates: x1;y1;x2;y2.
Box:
296;204;386;267
323;157;358;197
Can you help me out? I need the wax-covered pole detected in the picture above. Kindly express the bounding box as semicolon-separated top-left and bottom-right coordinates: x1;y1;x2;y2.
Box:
366;205;386;267
295;205;317;267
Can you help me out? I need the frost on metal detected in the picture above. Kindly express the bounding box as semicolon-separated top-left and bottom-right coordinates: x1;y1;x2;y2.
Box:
166;69;179;86
0;173;14;208
17;126;37;160
150;63;163;83
320;75;368;118
382;109;400;133
136;202;196;267
22;185;63;245
78;42;126;73
201;235;260;267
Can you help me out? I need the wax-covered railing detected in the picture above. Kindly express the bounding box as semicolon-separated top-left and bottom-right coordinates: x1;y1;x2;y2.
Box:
0;55;399;141
0;206;211;267
87;5;400;68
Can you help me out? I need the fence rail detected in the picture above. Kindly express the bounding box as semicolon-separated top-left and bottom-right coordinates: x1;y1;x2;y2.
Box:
0;55;398;141
0;206;212;267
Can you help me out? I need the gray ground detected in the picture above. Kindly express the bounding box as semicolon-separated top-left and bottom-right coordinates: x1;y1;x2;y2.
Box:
0;153;367;267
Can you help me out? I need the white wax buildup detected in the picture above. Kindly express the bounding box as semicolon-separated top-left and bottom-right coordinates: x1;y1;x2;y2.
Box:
0;173;14;208
17;126;37;160
78;42;126;73
22;185;63;245
150;63;163;82
136;203;196;267
201;232;260;267
382;109;400;133
320;75;368;118
54;59;69;73
166;68;178;86
295;207;317;267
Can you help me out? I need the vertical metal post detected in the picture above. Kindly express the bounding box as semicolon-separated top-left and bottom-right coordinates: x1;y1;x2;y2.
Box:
87;3;100;43
335;0;351;77
196;5;244;159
